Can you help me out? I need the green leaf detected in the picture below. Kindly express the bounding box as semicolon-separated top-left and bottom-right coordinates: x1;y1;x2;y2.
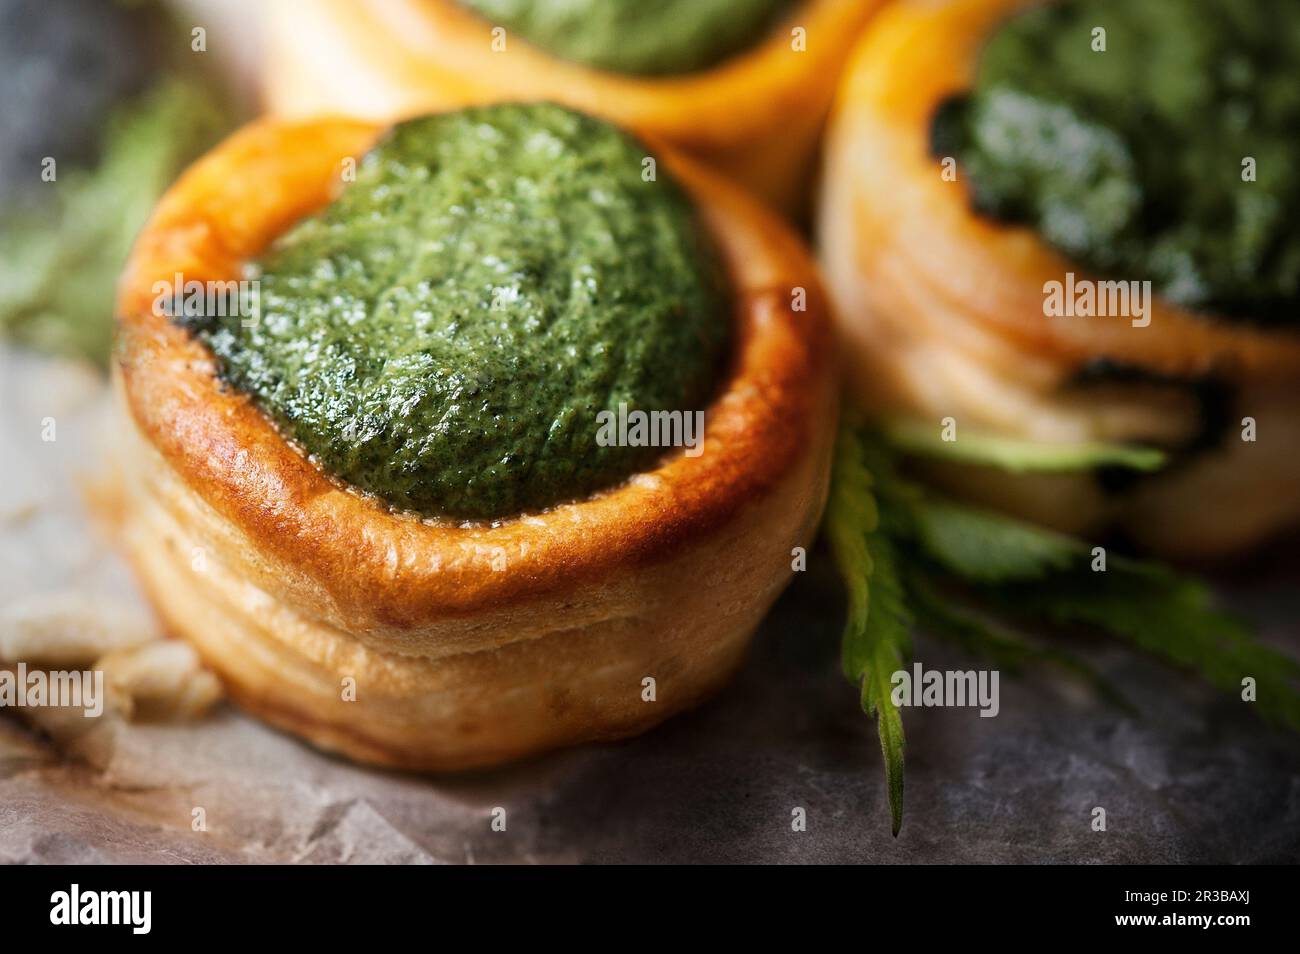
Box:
0;78;230;365
1000;562;1300;731
826;421;1300;836
883;417;1167;473
912;498;1085;582
852;535;911;838
907;493;1300;729
827;421;912;835
906;570;1132;713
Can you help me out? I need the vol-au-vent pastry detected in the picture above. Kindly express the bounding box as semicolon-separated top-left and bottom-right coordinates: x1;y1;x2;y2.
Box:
113;103;835;769
819;0;1300;557
264;0;886;212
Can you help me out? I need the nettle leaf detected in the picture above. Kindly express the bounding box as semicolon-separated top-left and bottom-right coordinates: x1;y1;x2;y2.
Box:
0;79;229;364
883;418;1166;473
827;422;911;835
912;498;1083;582
913;493;1300;730
905;570;1131;712
853;535;911;837
998;563;1300;731
825;421;1300;833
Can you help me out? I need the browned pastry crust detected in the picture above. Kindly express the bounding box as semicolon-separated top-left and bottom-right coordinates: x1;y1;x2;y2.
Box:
819;0;1300;557
112;116;837;769
263;0;886;212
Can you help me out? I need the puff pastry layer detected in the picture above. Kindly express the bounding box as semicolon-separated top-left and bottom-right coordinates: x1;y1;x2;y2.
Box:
113;117;836;769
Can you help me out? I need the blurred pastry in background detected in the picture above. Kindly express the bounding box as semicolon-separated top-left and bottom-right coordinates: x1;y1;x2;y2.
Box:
819;0;1300;557
263;0;885;213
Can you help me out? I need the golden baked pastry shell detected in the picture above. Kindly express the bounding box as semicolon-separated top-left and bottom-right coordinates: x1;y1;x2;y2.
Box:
113;117;837;769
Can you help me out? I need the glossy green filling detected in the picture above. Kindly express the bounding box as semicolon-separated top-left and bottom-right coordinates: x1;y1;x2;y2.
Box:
194;103;730;520
457;0;794;75
934;0;1300;323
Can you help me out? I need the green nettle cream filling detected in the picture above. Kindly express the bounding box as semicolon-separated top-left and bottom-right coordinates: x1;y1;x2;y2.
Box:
457;0;794;75
933;0;1300;324
193;103;731;520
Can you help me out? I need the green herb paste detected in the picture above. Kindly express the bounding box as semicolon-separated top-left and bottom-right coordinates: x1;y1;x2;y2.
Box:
457;0;794;75
933;0;1300;323
196;103;730;520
